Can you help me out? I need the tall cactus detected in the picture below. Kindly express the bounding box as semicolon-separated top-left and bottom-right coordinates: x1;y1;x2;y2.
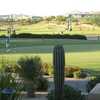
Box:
53;45;65;100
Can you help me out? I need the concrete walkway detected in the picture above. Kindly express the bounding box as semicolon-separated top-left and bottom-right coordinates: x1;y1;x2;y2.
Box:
22;77;89;100
22;92;48;100
22;96;47;100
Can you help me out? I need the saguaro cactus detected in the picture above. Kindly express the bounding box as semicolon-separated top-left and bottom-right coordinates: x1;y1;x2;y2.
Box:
53;45;65;100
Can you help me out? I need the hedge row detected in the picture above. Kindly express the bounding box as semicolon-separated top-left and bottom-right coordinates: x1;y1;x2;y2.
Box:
0;33;87;40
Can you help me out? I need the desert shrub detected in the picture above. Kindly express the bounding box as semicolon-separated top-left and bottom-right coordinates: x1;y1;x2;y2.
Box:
74;70;88;79
73;71;81;78
48;85;82;100
79;70;88;78
3;64;18;73
36;77;48;91
65;67;80;78
42;63;53;76
87;76;100;92
4;65;13;72
0;72;23;100
0;56;18;73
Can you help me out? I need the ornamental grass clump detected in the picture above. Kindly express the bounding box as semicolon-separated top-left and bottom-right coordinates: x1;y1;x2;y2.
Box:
17;56;43;97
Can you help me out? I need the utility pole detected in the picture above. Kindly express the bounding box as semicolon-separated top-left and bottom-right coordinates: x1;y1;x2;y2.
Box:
6;15;14;52
67;14;72;31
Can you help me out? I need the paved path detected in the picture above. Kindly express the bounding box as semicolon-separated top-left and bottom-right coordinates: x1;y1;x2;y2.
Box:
22;92;48;100
22;96;47;100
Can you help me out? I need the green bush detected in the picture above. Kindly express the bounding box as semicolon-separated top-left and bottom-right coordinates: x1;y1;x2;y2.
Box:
10;33;87;40
36;77;48;91
48;85;82;100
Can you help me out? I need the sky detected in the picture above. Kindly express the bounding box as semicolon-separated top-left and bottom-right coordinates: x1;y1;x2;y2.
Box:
0;0;100;16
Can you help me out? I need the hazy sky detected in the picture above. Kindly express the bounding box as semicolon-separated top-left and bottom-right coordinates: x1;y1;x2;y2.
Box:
0;0;100;16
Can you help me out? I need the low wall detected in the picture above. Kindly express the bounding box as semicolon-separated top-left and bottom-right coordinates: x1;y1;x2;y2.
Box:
88;83;100;100
86;35;100;40
48;78;89;93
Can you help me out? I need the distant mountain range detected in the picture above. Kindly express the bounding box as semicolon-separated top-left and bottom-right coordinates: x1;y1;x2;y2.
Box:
66;11;100;16
0;11;100;21
0;14;32;21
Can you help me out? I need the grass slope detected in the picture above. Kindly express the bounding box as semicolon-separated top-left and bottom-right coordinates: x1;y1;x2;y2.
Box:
0;22;100;35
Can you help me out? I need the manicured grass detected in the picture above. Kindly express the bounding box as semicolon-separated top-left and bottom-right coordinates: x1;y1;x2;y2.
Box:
1;38;100;49
1;52;100;75
0;39;100;75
